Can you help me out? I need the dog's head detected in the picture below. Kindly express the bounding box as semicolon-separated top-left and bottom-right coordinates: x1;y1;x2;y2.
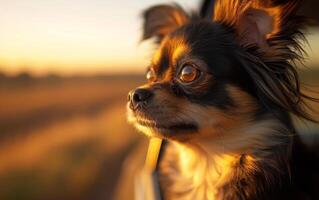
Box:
127;0;314;143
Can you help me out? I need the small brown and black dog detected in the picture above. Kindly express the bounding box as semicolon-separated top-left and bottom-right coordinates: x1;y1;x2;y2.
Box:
127;0;319;199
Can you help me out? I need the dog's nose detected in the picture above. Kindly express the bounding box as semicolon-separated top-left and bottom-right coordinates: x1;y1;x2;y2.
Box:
128;88;153;109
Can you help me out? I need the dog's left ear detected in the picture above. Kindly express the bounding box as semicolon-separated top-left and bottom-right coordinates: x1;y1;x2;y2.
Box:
142;4;189;43
213;0;302;49
236;8;273;48
214;0;318;122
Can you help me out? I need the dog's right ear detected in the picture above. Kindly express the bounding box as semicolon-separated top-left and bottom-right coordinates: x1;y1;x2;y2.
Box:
142;4;189;43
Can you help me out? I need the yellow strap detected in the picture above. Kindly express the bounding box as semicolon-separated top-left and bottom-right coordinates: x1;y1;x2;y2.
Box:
144;138;163;171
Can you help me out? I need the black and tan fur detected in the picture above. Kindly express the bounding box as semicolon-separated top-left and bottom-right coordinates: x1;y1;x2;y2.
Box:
127;0;319;199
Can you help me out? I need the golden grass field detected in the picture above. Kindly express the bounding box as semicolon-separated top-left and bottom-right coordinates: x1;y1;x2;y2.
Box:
0;75;146;200
0;71;318;200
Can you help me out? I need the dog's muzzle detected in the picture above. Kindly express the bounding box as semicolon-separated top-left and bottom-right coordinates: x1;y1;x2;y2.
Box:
128;88;153;110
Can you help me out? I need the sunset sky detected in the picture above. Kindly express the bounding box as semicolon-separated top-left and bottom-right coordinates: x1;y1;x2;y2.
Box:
0;0;318;76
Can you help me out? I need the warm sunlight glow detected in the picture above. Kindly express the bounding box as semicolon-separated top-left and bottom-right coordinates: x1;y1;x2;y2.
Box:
0;0;318;76
0;0;198;76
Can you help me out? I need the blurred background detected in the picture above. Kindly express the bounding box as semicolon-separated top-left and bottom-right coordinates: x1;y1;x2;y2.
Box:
0;0;319;200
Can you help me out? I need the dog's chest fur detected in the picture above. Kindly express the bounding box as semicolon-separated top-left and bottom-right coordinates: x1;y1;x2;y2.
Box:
159;143;255;200
158;120;292;200
159;143;242;200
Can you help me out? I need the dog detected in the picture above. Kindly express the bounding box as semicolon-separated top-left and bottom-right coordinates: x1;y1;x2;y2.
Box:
127;0;319;199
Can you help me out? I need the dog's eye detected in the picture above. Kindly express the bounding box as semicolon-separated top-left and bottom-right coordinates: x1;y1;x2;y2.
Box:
146;68;156;82
179;64;200;83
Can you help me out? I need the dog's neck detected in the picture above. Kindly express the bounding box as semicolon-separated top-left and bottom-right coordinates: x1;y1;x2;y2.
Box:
159;118;293;200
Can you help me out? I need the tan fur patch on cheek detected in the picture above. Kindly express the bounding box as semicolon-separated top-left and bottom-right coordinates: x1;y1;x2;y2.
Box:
182;85;258;138
227;85;258;115
153;90;225;127
194;85;281;153
148;85;258;137
177;103;237;139
213;85;258;128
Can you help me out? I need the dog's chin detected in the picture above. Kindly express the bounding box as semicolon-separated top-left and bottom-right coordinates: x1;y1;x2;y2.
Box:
131;116;198;140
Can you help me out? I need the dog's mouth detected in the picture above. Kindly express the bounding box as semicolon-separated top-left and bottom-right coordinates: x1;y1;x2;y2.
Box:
136;118;198;133
127;102;199;138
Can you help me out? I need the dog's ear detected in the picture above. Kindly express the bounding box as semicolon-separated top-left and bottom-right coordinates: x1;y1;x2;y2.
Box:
142;4;189;43
213;0;302;49
236;8;273;48
214;0;318;122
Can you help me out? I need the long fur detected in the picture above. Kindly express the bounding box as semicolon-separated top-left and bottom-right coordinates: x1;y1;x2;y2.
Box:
214;0;318;122
127;0;319;199
159;118;293;200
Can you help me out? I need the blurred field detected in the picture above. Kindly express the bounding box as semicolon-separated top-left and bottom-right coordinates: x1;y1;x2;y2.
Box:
0;70;319;200
0;74;144;200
